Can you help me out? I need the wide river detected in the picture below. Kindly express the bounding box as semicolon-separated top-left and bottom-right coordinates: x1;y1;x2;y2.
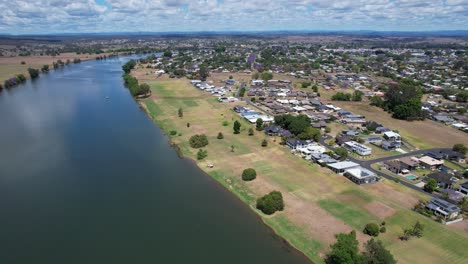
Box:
0;56;311;264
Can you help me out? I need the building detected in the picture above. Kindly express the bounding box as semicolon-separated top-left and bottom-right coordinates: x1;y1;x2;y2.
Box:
381;141;401;150
419;156;444;170
425;198;460;220
344;167;378;184
384;160;405;174
383;131;401;142
399;157;419;170
327;161;360;174
427;171;454;189
343;141;372;156
458;182;468;195
286;138;308;150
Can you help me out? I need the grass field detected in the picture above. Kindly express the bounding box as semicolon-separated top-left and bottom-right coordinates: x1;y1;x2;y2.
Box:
134;69;468;264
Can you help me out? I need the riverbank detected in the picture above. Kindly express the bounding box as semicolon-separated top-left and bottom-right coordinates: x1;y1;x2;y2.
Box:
0;52;112;83
132;69;468;264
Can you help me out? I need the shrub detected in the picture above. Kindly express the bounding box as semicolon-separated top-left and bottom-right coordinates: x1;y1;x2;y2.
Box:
248;128;254;136
256;191;284;215
233;120;241;134
197;149;207;160
217;132;224;139
242;168;257;181
363;223;380;237
187;122;190;128
222;121;229;126
380;226;386;233
16;74;26;83
189;134;209;148
261;139;268;147
27;68;40;79
169;130;177;136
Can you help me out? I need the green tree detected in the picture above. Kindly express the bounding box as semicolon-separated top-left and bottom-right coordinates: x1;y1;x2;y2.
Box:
41;64;49;73
178;107;183;118
242;168;257;181
424;178;438;193
325;126;331;133
352;90;363;101
248;128;254;136
27;68;40;79
370;96;384;107
189;134;209;148
325;231;361;264
217;132;224;139
261;139;268;147
233;120;241;134
256;191;284;215
256;118;264;131
252;72;259;79
298;127;321;141
334;147;348;161
331;92;352;101
452;143;467;155
412;221;424;238
261;72;273;81
122;59;136;74
197;149;207;160
139;83;150;94
163;50;173;58
312;85;318;93
199;66;209;81
16;74;26;83
456;91;468;102
363;223;380;237
362;239;396;264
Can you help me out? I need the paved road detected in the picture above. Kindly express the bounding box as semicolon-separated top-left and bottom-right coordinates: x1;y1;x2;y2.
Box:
318;135;448;196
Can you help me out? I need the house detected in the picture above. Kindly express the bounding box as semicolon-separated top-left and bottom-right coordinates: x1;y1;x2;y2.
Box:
343;141;372;156
335;135;352;145
381;141;401;150
328;161;360;174
375;127;391;134
399;157;419;170
426;151;444;160
233;105;248;113
344;167;378;184
419;156;444;170
366;136;382;144
312;121;327;128
384;160;405;174
311;153;338;165
264;125;282;136
341;130;360;137
383;131;401;142
458;182;468;195
439;150;466;163
425;198;460;220
427;172;454;189
286;138;308;150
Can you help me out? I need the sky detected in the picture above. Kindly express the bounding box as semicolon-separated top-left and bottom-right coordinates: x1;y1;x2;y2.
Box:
0;0;467;34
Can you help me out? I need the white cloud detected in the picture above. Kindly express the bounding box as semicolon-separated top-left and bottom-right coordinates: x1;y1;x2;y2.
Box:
0;0;466;33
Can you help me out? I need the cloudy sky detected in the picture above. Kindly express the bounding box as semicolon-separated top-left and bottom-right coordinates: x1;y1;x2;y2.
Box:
1;0;467;34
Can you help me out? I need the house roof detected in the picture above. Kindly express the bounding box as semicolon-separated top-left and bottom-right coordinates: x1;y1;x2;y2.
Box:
328;161;360;170
419;156;444;166
384;160;404;169
345;167;376;179
428;171;453;184
383;131;400;138
400;157;419;167
427;198;460;213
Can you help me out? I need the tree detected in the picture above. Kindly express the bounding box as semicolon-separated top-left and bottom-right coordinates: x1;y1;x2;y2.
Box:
298;127;321;141
424;178;438;193
41;64;49;73
331;92;352;101
334;147;348;161
178;108;183;118
189;134;209;148
363;223;380;237
217;132;224;139
352;90;363;101
452;143;467;155
199;66;209;81
261;139;268;147
312;85;318;93
325;126;331;133
256;191;284;215
362;239;396;264
233;120;241;134
197;149;207;160
163;50;173;58
252;72;259;79
122;59;136;73
370;96;384;107
385;81;423;120
256;118;263;131
139;83;150;94
16;74;26;83
27;68;40;79
260;72;273;81
248;128;254;136
325;231;361;264
412;221;424;238
456;90;468;102
242;168;257;181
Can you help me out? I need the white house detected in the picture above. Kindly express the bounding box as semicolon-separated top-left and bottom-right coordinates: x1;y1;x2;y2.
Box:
383;131;401;142
343;141;372;156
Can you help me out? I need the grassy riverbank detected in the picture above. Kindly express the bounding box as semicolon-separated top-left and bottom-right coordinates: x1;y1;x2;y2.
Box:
134;70;468;264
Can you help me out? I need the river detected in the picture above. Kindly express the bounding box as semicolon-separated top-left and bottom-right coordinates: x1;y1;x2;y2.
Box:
0;56;311;264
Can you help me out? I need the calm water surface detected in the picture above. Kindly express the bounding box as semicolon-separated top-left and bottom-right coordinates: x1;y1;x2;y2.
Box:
0;57;311;264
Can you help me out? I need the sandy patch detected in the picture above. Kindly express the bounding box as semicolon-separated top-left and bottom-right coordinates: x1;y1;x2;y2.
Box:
365;201;396;220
